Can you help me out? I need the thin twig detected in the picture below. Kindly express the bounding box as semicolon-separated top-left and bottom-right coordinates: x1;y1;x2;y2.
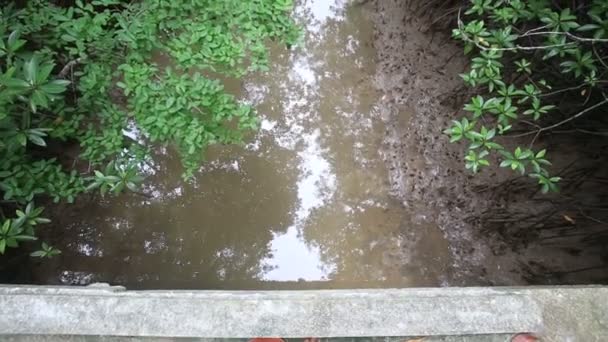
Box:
509;97;608;138
577;208;608;225
540;84;586;97
551;128;608;136
529;129;542;148
592;42;608;70
520;30;608;43
58;58;83;78
521;24;551;37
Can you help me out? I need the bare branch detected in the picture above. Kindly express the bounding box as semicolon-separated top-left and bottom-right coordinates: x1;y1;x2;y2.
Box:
510;97;608;138
521;30;608;43
540;84;586;97
58;58;83;78
592;42;608;70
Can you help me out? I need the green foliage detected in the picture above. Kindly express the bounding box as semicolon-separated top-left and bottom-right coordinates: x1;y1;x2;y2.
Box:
449;0;608;193
0;0;298;255
0;203;49;254
86;160;144;196
30;242;61;258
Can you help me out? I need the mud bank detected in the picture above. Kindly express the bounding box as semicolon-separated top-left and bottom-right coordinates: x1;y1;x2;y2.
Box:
371;0;525;285
372;0;608;286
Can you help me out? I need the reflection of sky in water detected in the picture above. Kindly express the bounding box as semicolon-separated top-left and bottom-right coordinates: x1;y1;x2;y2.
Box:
263;129;337;280
292;54;317;85
63;0;386;285
297;0;346;33
257;0;352;281
295;130;336;221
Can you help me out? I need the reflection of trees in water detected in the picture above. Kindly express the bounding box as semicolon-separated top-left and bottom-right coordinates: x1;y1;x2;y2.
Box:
34;2;388;288
301;198;404;282
295;6;397;281
43;147;298;289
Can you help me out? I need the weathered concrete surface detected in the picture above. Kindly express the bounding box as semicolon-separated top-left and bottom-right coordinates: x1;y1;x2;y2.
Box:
0;285;606;341
0;334;517;341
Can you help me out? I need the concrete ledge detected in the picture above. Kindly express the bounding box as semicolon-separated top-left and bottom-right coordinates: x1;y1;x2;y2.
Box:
0;286;607;340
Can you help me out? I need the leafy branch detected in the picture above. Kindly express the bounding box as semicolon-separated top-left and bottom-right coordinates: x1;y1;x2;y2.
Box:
448;0;608;193
0;0;299;256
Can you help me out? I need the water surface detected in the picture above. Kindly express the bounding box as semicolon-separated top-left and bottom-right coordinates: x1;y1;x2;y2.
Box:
36;0;452;289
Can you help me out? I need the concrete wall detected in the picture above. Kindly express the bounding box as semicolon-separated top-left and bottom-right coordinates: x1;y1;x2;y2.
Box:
0;285;607;341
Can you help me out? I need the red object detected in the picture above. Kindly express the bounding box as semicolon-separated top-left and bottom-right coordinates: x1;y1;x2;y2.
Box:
249;338;286;342
511;333;539;342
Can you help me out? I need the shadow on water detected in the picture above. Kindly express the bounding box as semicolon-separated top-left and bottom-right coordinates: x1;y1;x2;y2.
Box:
30;0;453;289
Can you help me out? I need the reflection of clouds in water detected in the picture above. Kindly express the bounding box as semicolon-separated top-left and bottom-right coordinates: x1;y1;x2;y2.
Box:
262;128;338;280
200;159;241;173
257;38;339;279
261;119;277;131
145;185;183;202
258;0;372;281
345;35;359;56
295;130;336;222
122;120;144;144
263;129;338;280
291;54;317;85
144;232;167;254
257;33;339;280
296;0;346;33
110;218;132;231
68;221;106;257
77;242;103;257
60;271;95;285
263;226;329;281
243;83;269;105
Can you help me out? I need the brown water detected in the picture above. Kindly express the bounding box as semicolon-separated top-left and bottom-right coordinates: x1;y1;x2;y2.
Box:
35;0;453;289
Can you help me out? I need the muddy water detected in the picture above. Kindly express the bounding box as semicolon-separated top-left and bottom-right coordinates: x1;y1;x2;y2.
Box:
37;0;452;289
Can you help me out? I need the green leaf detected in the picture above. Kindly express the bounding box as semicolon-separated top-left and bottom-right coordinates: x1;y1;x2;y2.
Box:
28;134;46;147
8;30;20;47
578;24;600;31
17;133;27;146
61;34;77;42
1;220;10;234
6;238;18;248
4;78;30;90
24;56;39;83
31;90;49;109
40;80;70;94
30;250;45;257
14;235;37;241
36;63;55;83
536;149;546;158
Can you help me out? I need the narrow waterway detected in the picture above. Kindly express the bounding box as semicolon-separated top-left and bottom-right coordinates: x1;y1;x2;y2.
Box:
35;0;453;289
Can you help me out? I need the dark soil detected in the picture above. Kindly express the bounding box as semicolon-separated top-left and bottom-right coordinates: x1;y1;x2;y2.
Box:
372;0;608;285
